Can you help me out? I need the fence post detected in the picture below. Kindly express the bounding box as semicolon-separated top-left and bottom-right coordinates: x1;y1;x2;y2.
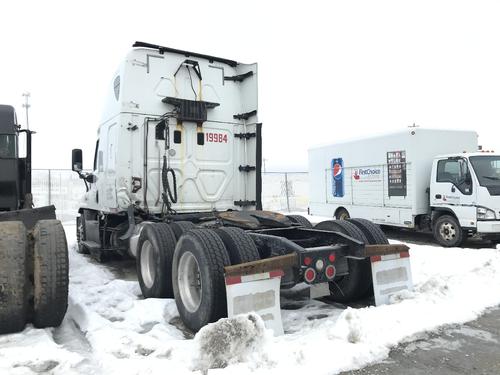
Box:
48;169;52;205
284;173;290;212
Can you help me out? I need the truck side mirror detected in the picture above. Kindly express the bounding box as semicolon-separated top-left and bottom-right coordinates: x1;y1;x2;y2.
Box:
72;149;83;172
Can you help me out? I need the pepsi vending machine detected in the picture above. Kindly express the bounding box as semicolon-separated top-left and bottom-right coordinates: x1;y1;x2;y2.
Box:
331;158;344;198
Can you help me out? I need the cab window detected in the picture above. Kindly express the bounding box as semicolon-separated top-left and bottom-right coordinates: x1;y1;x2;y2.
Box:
437;158;472;195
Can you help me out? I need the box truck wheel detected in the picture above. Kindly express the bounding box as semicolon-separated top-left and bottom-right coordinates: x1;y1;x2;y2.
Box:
286;215;313;228
433;215;464;247
335;208;350;220
76;216;89;254
347;218;389;244
137;223;177;298
172;229;230;332
215;227;260;264
170;221;196;241
0;221;28;334
314;220;371;302
32;220;69;328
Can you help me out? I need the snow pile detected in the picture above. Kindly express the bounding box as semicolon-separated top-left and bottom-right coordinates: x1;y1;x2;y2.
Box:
0;223;499;375
193;313;270;371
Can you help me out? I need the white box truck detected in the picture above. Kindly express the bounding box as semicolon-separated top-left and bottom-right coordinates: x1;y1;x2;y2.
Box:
309;128;500;247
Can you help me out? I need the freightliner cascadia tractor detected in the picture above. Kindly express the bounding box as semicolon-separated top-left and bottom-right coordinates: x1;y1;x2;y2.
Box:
0;104;68;335
72;42;412;334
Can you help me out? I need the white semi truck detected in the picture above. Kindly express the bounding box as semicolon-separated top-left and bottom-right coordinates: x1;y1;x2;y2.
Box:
309;128;500;247
72;42;412;334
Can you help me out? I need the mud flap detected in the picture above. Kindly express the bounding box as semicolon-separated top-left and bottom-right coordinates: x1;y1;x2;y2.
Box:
225;270;284;336
371;251;413;306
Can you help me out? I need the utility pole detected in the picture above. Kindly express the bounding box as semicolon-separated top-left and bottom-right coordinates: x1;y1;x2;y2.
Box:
22;92;31;130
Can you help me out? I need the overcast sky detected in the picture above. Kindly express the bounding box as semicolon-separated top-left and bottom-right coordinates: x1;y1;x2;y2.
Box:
1;0;500;171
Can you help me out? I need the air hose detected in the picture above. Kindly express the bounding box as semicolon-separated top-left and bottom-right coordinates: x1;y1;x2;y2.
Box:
162;155;177;214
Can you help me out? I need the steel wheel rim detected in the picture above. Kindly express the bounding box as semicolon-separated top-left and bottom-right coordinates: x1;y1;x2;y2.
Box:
140;240;155;288
178;251;202;313
439;222;456;241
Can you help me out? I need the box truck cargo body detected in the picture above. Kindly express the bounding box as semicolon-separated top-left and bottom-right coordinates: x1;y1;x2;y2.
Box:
309;128;500;246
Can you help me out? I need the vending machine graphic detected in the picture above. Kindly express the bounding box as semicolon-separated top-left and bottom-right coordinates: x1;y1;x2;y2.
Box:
331;158;344;197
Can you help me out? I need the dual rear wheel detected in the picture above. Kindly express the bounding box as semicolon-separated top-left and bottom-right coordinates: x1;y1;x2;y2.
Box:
136;223;260;332
0;220;69;334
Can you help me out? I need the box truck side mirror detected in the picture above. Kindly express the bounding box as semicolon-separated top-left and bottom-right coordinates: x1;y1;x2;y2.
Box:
72;149;83;172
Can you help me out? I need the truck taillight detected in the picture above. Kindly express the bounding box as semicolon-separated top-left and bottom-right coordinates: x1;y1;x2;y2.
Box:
328;253;336;263
304;268;316;283
325;265;336;280
303;256;312;266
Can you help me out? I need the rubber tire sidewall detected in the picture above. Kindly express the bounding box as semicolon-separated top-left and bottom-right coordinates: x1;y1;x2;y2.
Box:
172;229;230;332
0;221;28;334
433;214;464;247
137;223;177;298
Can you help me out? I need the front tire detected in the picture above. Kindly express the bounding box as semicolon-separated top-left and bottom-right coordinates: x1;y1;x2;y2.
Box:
172;229;230;332
433;215;464;247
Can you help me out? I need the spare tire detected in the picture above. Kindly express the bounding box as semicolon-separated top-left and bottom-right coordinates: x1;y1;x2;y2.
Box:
314;220;371;302
286;215;313;228
215;227;260;264
32;220;69;328
172;229;230;332
170;221;196;241
137;223;177;298
0;221;28;334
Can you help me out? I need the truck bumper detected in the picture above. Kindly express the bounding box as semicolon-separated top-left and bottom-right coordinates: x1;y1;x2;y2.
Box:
477;220;500;234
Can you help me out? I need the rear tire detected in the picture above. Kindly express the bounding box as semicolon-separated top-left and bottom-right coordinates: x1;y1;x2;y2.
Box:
170;221;196;241
286;215;313;228
32;220;69;328
0;221;28;334
215;227;260;264
335;208;350;220
347;218;389;244
433;215;464;247
172;229;230;332
315;220;371;302
137;223;177;298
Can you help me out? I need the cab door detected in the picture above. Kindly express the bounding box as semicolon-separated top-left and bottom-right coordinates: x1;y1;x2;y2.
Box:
430;157;476;227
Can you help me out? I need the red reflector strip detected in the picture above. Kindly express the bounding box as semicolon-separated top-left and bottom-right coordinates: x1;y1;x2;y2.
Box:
400;251;410;258
371;255;382;263
269;270;285;278
225;269;284;285
225;276;242;285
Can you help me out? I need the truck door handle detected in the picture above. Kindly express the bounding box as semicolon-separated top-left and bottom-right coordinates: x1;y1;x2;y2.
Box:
451;186;456;193
435;194;442;199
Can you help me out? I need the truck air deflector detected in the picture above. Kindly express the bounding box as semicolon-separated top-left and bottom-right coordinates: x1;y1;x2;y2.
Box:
133;41;239;67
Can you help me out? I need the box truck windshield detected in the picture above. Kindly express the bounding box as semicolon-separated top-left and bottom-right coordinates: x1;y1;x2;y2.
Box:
470;156;500;187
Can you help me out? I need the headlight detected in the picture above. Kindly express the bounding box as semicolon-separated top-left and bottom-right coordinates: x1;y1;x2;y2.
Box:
477;207;496;220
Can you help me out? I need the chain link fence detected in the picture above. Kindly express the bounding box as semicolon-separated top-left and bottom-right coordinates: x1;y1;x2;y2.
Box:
31;170;310;221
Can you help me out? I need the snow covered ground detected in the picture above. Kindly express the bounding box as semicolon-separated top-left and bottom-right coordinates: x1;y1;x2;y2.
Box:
1;222;499;375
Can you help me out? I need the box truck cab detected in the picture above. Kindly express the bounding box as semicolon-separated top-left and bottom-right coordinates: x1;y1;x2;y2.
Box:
430;152;500;245
308;128;500;247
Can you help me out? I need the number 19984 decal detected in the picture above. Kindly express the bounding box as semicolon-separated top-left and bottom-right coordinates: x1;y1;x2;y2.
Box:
206;132;228;143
